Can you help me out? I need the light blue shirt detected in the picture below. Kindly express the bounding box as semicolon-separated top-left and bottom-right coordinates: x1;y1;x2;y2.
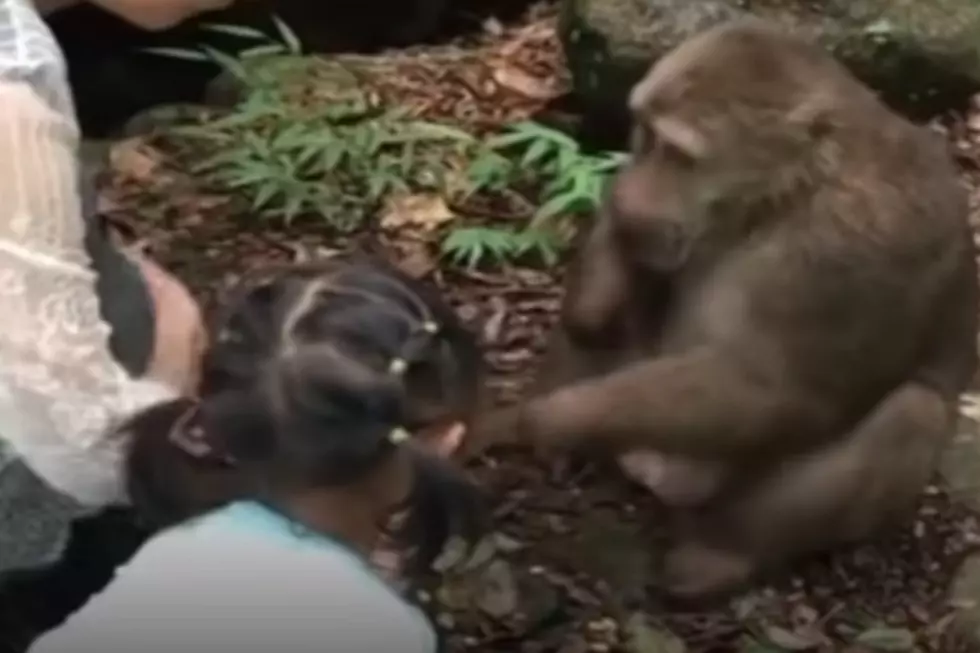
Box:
30;501;438;653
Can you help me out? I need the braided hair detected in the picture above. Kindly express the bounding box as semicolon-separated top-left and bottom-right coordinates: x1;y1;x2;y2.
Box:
122;255;486;571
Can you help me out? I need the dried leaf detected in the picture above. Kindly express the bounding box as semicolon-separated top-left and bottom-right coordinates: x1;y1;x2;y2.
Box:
109;138;164;184
491;532;524;553
622;614;686;653
491;64;557;100
432;536;472;573
763;624;822;651
790;604;820;626
482;296;508;344
474;559;520;619
379;192;456;233
482;16;505;36
392;239;438;279
853;627;915;651
968;111;980;133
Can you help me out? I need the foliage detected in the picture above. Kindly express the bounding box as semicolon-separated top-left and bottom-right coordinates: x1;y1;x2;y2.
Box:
175;92;476;230
153;22;627;268
441;226;562;269
158;25;477;231
470;121;628;226
440;122;626;268
144;15;303;72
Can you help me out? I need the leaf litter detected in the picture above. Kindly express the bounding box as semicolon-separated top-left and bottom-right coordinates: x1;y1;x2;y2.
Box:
98;3;980;652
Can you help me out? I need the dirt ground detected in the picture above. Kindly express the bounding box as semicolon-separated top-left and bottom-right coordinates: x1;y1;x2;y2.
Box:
94;4;980;652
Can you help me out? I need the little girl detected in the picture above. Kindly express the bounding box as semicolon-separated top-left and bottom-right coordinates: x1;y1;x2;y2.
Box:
30;256;487;653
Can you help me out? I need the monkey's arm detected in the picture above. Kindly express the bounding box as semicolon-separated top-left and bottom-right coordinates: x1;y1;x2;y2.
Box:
561;217;631;342
469;348;824;460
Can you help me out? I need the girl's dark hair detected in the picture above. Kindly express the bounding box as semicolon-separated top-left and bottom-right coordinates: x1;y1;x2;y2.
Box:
123;255;486;570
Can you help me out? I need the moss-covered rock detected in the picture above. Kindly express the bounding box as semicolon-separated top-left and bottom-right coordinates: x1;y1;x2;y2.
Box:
561;0;980;147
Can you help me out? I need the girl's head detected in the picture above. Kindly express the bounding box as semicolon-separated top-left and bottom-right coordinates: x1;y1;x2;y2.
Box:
123;256;486;573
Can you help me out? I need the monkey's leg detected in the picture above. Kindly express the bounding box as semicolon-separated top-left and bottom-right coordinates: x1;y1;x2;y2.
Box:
660;381;951;600
618;451;728;508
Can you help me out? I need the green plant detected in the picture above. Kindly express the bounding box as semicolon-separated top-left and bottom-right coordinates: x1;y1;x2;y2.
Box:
174;85;478;230
143;15;302;78
469;121;628;226
441;226;561;269
438;121;626;269
155;27;623;269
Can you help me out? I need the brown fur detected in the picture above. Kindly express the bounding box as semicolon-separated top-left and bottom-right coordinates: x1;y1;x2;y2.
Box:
463;19;979;600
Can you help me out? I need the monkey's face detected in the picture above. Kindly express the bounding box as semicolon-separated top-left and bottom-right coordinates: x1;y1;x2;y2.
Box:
611;21;840;273
608;152;706;273
607;83;740;274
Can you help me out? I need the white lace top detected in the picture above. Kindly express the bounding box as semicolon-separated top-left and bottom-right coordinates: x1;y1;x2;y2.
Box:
0;0;176;573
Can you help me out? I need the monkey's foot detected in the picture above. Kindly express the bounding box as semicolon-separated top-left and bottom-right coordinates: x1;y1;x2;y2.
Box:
660;541;754;601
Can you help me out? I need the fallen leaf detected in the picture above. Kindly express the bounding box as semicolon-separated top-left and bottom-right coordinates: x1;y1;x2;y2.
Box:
432;536;473;573
733;594;763;620
853;627;915;651
482;16;505;36
380;192;456;234
109;138;164;184
763;624;823;651
482;295;508;344
474;559;520;619
287;243;342;263
622;614;686;653
491;63;557;100
391;238;438;279
491;531;524;553
789;604;820;626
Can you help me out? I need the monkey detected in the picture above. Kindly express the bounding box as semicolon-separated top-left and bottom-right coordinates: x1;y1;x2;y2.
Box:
461;19;980;600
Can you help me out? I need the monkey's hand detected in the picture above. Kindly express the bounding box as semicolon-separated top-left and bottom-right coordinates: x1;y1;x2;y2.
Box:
562;217;631;342
456;405;529;462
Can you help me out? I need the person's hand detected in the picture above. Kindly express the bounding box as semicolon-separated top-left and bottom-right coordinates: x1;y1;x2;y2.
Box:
124;249;207;396
88;0;235;30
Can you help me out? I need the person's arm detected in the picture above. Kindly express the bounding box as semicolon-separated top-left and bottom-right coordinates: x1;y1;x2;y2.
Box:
36;0;234;29
0;0;176;506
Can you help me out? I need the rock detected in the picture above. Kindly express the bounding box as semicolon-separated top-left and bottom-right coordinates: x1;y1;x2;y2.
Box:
560;0;980;148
